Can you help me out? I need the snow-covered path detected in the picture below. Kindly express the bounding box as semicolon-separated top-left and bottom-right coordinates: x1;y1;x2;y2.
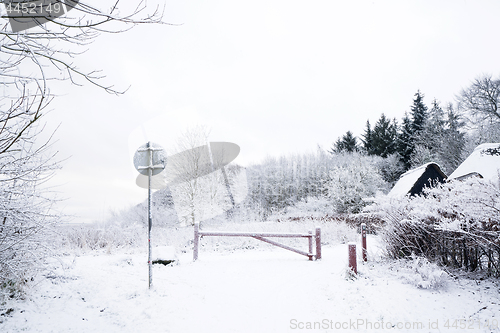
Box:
1;237;499;332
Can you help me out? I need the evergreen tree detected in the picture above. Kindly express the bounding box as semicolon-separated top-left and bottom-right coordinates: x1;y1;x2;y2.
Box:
397;113;414;170
332;131;359;153
371;114;398;157
427;99;446;135
411;90;428;136
409;99;447;169
397;91;429;171
419;99;445;147
361;120;375;155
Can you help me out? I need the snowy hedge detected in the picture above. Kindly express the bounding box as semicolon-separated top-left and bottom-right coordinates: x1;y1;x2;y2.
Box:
368;177;500;276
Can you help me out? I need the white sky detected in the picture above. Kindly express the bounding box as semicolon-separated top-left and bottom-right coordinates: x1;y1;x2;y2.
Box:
36;0;500;223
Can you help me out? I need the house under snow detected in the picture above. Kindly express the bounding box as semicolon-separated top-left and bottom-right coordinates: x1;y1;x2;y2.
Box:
448;143;500;185
388;162;447;197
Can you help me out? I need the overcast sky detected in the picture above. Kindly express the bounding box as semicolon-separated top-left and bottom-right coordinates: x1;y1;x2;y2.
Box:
37;0;500;224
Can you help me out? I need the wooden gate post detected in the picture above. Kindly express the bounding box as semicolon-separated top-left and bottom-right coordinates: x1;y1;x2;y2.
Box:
348;243;357;274
361;223;367;262
193;222;199;261
315;227;321;260
308;231;313;261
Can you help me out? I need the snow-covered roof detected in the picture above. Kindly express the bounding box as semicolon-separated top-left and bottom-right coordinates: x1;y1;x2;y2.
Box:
449;143;500;184
388;162;445;197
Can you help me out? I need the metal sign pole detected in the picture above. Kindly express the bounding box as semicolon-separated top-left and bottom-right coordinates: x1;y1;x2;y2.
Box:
133;141;166;290
148;142;153;289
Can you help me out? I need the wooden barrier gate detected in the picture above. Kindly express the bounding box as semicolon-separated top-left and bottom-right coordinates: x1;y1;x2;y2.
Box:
193;222;321;261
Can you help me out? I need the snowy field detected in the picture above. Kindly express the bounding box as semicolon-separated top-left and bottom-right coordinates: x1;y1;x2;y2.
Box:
1;232;499;333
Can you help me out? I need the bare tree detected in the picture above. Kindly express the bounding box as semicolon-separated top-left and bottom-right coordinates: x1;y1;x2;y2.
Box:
168;126;209;226
459;75;500;126
168;126;226;226
1;0;168;129
167;126;241;226
0;1;168;294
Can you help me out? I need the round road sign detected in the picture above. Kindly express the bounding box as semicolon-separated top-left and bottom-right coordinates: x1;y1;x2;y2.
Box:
133;142;166;176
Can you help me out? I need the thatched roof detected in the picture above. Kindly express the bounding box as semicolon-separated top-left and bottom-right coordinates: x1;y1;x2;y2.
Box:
388;162;447;197
449;143;500;185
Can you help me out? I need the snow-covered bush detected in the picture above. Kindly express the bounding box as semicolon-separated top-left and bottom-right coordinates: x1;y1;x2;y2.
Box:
375;153;406;186
367;177;500;276
396;255;448;289
327;153;387;214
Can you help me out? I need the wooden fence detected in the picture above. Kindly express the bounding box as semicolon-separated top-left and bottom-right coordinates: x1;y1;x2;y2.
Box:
193;222;321;261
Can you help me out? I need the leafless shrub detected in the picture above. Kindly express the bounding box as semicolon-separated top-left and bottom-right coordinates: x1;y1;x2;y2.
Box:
368;178;500;276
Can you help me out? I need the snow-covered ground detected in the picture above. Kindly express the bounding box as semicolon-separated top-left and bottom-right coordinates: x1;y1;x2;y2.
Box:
1;235;499;333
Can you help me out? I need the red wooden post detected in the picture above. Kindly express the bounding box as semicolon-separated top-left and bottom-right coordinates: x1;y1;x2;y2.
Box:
308;231;313;261
193;222;199;261
361;223;367;262
315;227;321;260
348;243;357;274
